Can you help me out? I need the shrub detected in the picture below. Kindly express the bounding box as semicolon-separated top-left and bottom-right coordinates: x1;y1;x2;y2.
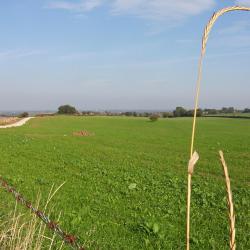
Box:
173;107;187;117
149;114;160;122
162;112;173;118
58;105;78;115
18;112;29;118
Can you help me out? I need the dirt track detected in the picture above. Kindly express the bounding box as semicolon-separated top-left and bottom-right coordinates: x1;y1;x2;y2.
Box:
0;117;34;128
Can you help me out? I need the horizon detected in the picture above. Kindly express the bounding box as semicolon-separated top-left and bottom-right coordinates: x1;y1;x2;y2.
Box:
0;1;250;110
0;106;249;115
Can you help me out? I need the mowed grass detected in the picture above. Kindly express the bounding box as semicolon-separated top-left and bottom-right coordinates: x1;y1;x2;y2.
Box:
0;116;249;249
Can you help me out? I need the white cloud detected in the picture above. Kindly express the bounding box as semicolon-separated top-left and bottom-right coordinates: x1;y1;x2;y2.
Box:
211;18;250;49
235;0;250;5
112;0;215;21
47;0;215;21
47;0;103;12
217;20;250;35
0;50;45;60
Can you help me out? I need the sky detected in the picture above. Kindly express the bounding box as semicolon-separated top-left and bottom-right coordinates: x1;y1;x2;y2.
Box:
0;0;250;111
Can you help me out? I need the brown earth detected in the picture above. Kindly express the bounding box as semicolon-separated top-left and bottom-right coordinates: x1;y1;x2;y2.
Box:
0;117;21;126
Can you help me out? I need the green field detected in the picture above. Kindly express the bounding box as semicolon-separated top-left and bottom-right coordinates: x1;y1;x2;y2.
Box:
0;116;249;249
205;113;250;118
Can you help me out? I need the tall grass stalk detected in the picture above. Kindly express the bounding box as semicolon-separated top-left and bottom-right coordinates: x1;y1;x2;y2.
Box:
187;5;250;250
219;151;236;250
0;183;65;249
186;152;199;250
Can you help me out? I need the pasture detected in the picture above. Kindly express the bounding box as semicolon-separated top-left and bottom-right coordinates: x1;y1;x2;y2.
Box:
0;116;249;249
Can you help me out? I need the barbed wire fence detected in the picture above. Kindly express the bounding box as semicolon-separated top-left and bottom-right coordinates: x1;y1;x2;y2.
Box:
0;176;85;250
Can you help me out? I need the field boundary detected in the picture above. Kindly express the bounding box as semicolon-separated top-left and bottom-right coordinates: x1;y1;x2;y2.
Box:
204;115;250;119
0;176;85;250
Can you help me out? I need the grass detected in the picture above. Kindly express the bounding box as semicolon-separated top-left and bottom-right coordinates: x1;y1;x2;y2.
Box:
0;116;249;249
204;113;250;118
0;199;63;250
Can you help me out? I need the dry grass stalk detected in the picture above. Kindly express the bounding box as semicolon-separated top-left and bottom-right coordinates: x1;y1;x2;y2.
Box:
190;5;250;156
73;130;95;137
219;151;236;250
187;5;250;250
0;183;65;249
186;151;199;250
202;6;250;55
0;202;52;249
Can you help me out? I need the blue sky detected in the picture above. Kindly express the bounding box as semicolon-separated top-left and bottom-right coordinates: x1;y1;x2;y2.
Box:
0;0;250;111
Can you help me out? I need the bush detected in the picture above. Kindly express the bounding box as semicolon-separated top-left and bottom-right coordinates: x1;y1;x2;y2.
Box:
162;112;173;118
18;112;29;118
173;107;203;117
173;107;187;117
149;114;160;122
58;105;78;115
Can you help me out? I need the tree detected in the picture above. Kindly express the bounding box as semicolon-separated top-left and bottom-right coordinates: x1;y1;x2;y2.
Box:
243;108;250;113
186;110;193;117
197;109;203;117
124;112;133;116
205;109;218;115
18;112;29;118
149;113;160;122
58;105;78;115
221;107;235;114
173;107;187;117
162;112;173;118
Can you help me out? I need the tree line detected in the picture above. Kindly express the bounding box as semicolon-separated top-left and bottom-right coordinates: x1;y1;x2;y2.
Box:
2;105;249;119
56;105;250;118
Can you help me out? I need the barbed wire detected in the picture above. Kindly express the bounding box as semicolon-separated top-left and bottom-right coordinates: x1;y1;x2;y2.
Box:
0;176;85;250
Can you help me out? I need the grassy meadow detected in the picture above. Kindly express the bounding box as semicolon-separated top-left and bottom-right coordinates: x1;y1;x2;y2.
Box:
0;116;249;249
204;113;250;118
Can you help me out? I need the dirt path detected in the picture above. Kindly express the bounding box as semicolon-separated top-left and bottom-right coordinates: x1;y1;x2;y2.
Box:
0;117;34;129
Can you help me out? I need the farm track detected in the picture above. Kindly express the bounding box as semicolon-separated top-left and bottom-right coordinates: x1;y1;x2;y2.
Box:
0;117;34;128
